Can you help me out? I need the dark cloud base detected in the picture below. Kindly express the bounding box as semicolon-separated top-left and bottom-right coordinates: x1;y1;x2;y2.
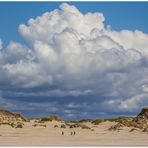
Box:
0;3;148;119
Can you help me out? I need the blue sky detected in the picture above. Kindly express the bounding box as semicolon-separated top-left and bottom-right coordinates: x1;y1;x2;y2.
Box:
0;2;148;47
0;2;148;119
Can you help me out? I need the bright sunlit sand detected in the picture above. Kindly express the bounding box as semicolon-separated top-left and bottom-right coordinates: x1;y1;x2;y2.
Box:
0;120;148;146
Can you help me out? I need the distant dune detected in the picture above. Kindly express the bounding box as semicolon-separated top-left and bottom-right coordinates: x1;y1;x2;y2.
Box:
0;107;148;146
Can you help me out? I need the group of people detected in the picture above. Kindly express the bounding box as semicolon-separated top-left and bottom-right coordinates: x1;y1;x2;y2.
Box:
71;131;76;136
61;131;76;135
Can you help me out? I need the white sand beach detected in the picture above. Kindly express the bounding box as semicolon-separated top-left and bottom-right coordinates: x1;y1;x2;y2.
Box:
0;121;147;146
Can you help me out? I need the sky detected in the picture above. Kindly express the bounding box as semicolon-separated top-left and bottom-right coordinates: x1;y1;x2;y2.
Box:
0;2;148;120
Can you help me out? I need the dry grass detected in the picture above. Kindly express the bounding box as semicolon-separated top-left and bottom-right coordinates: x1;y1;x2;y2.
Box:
15;122;24;128
36;115;62;123
80;124;91;129
61;124;66;128
108;123;123;131
14;112;28;122
40;116;52;122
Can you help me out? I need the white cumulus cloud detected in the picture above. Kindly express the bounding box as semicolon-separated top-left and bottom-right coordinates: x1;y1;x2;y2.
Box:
0;3;148;116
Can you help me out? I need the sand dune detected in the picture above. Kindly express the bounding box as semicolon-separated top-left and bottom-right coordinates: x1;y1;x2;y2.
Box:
0;107;148;146
0;121;148;146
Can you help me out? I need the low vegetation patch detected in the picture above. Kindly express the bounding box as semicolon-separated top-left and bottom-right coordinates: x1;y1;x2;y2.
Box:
61;124;66;128
40;116;52;122
92;118;117;125
0;122;14;127
15;122;24;128
108;123;123;131
49;115;62;121
54;125;58;128
14;112;28;122
37;115;62;122
92;116;134;125
78;119;93;123
0;122;24;128
80;124;91;129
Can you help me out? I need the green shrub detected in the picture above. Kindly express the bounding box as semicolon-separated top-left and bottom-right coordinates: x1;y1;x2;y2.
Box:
92;119;104;125
54;125;58;128
92;116;134;125
10;123;15;128
108;123;123;131
14;112;28;122
0;122;13;127
40;116;52;122
49;115;62;121
143;106;148;110
61;124;66;128
15;122;24;128
80;124;91;129
78;119;93;123
66;120;79;123
39;115;62;122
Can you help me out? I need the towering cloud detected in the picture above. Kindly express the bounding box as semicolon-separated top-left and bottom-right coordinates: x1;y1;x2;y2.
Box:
0;3;148;118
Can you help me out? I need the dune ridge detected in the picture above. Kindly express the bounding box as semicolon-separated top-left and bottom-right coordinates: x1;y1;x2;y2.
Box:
0;107;148;146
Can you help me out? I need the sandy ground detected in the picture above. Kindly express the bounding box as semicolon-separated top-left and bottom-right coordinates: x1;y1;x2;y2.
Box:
0;121;148;146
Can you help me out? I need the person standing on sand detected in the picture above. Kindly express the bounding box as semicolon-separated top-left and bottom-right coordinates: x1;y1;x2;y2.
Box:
70;131;73;136
62;131;64;135
73;131;76;135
